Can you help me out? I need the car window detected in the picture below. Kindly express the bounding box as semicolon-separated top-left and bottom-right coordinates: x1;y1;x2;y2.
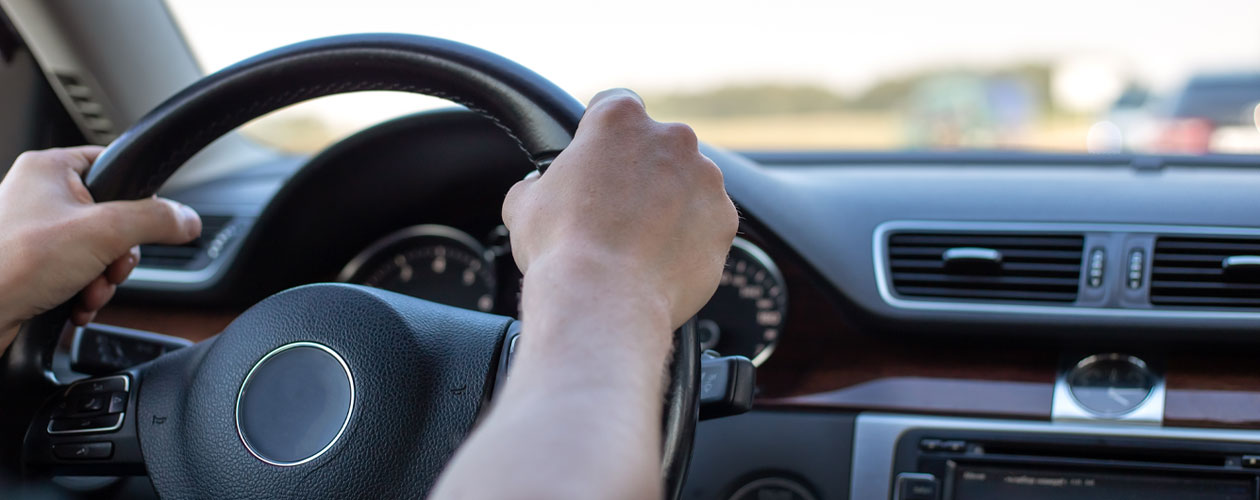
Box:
166;0;1260;156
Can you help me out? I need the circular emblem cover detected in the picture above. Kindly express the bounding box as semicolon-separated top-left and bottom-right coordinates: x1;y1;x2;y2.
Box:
236;342;354;466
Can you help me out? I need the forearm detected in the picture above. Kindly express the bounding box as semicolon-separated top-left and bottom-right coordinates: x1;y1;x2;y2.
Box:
430;254;673;500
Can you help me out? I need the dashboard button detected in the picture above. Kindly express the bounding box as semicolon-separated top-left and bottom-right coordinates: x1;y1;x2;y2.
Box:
919;438;942;451
1127;249;1145;289
895;473;939;500
1087;248;1106;288
52;442;113;460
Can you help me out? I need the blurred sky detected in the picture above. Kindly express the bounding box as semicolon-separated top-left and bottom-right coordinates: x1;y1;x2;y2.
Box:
166;0;1260;125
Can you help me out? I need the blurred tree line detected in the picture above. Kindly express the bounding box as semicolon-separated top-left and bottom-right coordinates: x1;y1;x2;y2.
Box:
645;62;1057;117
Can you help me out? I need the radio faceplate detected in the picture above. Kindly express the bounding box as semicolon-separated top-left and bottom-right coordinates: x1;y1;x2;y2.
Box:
855;413;1260;500
896;428;1260;500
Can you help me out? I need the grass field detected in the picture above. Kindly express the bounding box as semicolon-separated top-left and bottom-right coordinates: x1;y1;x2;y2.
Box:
242;110;1096;154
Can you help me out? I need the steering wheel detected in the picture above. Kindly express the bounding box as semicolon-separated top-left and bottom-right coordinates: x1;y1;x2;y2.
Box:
0;34;699;499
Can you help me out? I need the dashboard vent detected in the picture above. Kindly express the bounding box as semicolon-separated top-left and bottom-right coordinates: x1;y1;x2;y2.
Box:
139;215;235;270
889;232;1085;303
1151;236;1260;308
52;72;117;144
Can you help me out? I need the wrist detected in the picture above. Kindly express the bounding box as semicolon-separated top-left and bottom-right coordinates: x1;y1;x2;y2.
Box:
521;249;674;356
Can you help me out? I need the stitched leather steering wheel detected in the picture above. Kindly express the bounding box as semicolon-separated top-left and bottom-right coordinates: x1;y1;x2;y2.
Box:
0;34;699;499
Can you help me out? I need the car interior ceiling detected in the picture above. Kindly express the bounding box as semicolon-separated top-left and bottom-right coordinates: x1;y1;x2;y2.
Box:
2;1;1260;500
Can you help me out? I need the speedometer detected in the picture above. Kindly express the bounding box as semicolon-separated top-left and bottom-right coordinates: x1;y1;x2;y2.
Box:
338;225;497;312
696;237;787;366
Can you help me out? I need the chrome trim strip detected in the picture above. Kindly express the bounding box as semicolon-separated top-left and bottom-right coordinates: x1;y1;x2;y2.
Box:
852;413;1260;500
46;375;130;435
235;341;355;467
872;220;1260;319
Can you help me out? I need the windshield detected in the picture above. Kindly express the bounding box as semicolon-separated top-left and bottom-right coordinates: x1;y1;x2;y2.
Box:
166;0;1260;155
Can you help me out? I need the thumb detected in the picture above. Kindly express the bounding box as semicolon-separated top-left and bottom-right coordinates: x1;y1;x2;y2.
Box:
95;196;202;250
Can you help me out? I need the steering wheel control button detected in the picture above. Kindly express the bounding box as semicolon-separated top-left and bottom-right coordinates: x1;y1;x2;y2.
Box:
1087;247;1106;287
73;393;108;415
74;375;128;396
52;442;114;460
48;413;124;434
895;473;940;500
236;342;354;466
107;392;128;413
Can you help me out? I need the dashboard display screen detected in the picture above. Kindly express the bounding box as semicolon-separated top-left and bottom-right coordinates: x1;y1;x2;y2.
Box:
953;465;1253;500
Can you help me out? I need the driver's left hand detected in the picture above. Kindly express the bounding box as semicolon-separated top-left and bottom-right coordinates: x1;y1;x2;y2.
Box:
0;146;202;353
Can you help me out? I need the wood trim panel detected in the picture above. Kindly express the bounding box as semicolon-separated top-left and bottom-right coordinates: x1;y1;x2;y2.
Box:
95;303;240;343
749;230;1058;421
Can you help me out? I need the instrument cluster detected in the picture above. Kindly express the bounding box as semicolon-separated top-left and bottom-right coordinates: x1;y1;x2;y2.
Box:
340;224;787;364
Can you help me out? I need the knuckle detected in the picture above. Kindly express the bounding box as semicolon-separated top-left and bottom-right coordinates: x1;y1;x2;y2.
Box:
658;122;699;149
11;150;46;172
588;95;647;123
696;157;725;186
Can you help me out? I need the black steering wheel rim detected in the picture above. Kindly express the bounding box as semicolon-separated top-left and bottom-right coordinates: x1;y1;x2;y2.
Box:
0;33;699;499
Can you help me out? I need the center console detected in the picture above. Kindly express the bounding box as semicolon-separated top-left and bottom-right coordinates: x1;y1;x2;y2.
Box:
856;413;1260;500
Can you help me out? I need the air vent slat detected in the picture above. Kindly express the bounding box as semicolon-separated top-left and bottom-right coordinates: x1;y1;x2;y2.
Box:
889;231;1084;303
895;286;1079;302
891;259;1081;275
889;247;1081;261
1150;266;1224;276
1151;235;1260;309
889;235;1084;248
1155;240;1260;253
1152;280;1260;291
892;272;1080;288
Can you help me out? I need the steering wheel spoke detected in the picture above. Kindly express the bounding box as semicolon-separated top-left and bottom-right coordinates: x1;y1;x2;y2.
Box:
22;372;147;476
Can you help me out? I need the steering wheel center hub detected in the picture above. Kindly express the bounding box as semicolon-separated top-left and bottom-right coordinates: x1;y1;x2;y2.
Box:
236;342;354;466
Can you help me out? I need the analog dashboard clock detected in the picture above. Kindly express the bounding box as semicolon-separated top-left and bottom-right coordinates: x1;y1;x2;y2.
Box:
1065;353;1157;417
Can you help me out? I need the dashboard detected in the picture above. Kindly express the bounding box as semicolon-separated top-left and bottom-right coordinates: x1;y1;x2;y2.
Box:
95;109;1260;500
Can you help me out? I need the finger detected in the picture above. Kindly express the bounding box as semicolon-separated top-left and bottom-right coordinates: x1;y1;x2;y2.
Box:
587;88;645;111
78;275;116;313
105;246;141;285
12;145;106;178
502;175;539;231
95;196;201;251
71;308;97;327
56;146;106;176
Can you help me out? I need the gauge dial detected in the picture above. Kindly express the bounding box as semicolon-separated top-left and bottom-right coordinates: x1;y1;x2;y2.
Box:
696;237;787;366
1066;354;1155;416
339;225;497;312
